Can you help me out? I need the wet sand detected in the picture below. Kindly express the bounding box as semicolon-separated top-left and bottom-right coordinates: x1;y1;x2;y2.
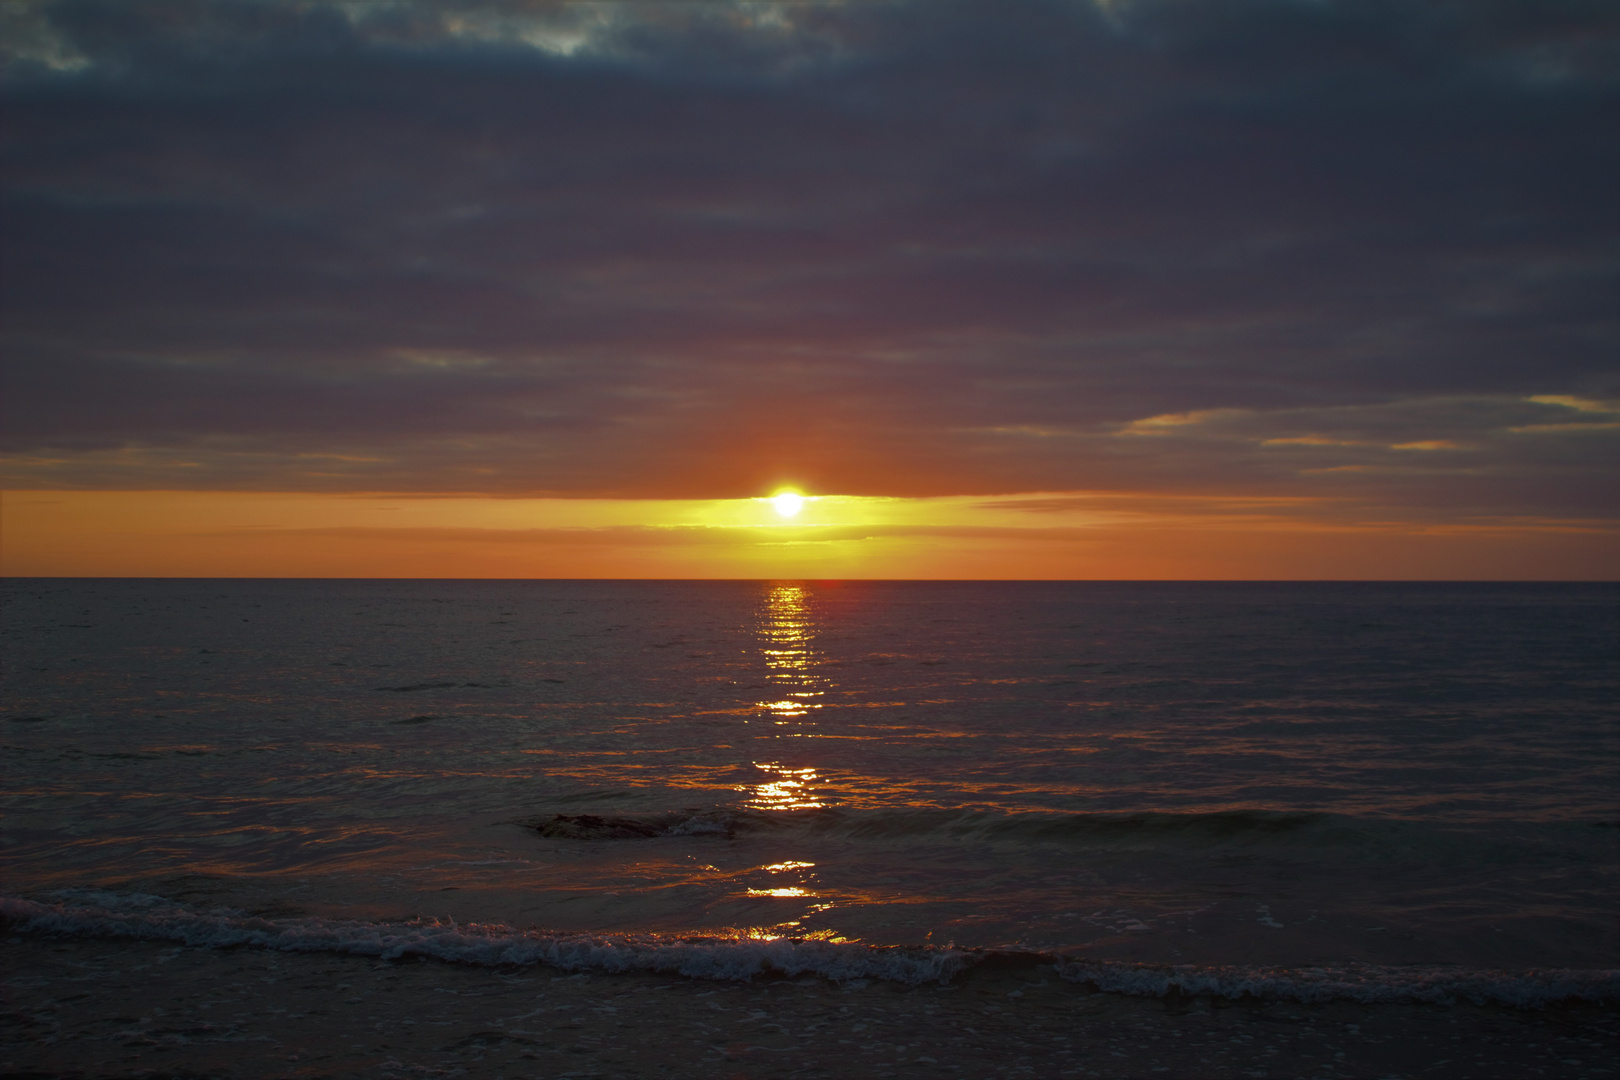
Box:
3;936;1615;1079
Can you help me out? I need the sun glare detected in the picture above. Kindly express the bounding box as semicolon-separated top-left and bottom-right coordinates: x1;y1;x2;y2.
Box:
772;491;805;517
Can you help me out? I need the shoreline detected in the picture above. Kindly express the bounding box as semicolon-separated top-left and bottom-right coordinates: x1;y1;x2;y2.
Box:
5;936;1616;1079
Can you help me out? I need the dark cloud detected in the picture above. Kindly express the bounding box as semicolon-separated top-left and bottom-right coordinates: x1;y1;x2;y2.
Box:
2;0;1616;515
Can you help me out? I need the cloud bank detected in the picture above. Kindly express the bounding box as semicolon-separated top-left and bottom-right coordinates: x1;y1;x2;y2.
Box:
3;0;1616;520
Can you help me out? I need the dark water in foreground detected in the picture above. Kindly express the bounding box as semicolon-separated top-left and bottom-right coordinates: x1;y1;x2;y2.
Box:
3;580;1616;1001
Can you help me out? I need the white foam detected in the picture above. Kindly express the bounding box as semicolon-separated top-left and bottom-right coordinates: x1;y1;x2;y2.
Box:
5;892;1615;1005
664;815;732;836
0;894;968;985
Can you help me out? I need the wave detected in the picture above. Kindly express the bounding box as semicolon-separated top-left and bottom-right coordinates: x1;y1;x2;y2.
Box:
521;806;1586;857
5;892;1615;1007
527;806;1345;841
1;892;970;986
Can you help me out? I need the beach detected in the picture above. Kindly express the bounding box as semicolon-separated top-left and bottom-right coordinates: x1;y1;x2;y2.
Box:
6;935;1617;1079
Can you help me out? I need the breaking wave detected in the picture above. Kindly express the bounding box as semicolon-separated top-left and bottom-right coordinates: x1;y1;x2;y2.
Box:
5;892;1615;1007
0;892;970;986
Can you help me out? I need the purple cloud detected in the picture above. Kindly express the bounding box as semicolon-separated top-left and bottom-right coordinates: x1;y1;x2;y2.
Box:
1;0;1616;517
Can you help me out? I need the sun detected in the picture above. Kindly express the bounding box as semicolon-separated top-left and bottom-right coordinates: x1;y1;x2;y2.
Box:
771;491;805;517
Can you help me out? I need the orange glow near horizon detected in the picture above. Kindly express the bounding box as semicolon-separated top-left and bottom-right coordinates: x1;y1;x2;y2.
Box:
1;488;1615;579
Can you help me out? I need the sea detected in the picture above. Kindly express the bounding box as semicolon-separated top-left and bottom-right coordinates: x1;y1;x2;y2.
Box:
3;579;1616;1005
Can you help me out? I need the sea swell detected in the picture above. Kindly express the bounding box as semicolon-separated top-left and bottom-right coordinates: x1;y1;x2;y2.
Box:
523;805;1603;864
5;892;1615;1007
0;892;971;986
527;806;1362;845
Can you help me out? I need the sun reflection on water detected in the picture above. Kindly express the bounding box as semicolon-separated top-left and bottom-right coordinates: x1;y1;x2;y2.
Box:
734;584;846;937
758;583;824;724
740;859;833;929
745;762;824;810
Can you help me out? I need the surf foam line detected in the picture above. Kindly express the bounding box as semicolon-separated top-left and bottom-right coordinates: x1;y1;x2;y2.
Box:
0;894;969;985
4;893;1616;1005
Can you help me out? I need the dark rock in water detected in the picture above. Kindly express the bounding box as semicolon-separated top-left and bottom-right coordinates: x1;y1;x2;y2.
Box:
534;814;665;840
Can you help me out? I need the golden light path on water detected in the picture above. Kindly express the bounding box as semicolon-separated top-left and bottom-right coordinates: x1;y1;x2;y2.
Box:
733;584;847;937
757;582;823;726
489;580;891;944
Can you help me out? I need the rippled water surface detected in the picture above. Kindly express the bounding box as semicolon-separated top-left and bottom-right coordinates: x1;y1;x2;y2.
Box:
3;579;1615;976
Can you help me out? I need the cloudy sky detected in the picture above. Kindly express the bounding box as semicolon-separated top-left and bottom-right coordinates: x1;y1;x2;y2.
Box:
2;0;1616;576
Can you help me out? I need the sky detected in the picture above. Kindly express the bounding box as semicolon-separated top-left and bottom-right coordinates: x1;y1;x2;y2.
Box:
2;0;1616;578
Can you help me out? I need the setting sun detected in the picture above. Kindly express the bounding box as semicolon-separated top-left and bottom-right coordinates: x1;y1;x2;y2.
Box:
772;491;805;517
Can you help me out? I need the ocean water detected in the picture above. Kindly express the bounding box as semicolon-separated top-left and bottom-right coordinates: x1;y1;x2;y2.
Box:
3;579;1616;1003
